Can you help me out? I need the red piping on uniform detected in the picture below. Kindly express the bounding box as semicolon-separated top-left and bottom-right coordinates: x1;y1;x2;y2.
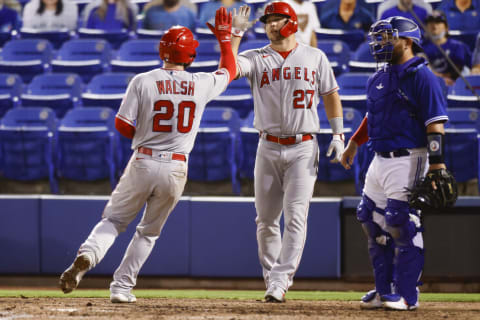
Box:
351;116;369;146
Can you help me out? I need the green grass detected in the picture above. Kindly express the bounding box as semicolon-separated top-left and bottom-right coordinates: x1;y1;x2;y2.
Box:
1;289;480;302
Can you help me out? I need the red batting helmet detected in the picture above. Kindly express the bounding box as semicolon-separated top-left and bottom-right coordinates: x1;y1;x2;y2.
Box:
159;26;199;66
260;1;298;38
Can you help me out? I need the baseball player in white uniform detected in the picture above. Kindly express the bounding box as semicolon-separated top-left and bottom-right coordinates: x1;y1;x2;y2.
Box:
59;8;237;303
231;2;345;302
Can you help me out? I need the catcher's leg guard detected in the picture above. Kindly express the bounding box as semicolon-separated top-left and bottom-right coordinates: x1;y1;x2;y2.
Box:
357;194;394;296
385;198;424;306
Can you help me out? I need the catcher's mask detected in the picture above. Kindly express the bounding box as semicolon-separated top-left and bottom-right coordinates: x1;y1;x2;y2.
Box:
368;16;422;62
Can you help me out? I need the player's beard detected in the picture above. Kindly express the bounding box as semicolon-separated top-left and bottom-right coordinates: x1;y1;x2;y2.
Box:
390;42;405;65
266;29;283;42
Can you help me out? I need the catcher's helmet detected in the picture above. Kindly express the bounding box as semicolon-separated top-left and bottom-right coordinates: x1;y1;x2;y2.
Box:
368;16;422;62
260;1;298;38
159;26;199;66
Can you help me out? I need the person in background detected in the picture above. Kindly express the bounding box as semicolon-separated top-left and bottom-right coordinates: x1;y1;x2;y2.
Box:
142;0;195;31
377;0;431;19
283;0;320;47
438;0;480;31
320;0;374;32
472;32;480;74
422;10;472;86
22;0;78;31
380;0;428;29
82;0;138;31
0;0;21;32
198;0;245;26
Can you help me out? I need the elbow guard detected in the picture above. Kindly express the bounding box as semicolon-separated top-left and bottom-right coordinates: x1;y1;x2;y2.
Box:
427;132;444;164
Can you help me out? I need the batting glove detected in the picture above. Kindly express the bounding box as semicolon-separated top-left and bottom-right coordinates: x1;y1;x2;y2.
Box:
206;7;232;43
326;134;345;163
232;5;257;37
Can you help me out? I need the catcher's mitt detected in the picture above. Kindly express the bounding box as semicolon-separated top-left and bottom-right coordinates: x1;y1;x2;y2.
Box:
408;168;458;211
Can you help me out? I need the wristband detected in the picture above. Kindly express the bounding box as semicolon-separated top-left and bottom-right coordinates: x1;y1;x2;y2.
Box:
232;27;244;37
427;132;444;164
328;117;344;135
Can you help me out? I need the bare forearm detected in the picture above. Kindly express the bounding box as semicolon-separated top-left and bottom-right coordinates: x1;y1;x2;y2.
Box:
323;91;343;119
231;35;242;78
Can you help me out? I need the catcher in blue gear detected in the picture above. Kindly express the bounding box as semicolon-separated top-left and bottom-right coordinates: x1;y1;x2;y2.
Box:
341;16;456;310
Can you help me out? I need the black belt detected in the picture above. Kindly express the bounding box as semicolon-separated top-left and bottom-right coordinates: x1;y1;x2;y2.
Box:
377;149;410;158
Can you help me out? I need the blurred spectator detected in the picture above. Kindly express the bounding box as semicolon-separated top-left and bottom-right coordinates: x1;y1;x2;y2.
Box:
0;0;21;32
82;0;138;31
142;0;195;31
380;0;428;28
472;32;480;74
198;0;245;26
320;0;374;32
422;10;472;86
438;0;480;31
377;0;431;19
284;0;320;47
22;0;78;30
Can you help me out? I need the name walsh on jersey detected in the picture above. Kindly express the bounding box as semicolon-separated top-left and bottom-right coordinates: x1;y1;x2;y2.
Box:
260;67;316;88
156;80;195;96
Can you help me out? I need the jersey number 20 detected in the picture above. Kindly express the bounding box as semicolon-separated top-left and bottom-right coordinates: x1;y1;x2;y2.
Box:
153;100;196;133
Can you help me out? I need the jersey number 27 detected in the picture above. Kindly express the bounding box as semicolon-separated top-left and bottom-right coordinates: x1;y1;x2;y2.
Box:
153;100;196;133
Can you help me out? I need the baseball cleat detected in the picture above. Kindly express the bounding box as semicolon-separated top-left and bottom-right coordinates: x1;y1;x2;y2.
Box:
360;289;382;309
59;254;92;294
381;293;419;311
110;292;137;303
264;286;286;303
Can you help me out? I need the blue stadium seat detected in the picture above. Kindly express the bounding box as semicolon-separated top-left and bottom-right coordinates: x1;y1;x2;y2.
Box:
0;39;53;83
238;109;258;180
348;40;386;73
448;30;478;51
21;73;83;118
0;30;13;47
207;77;253;118
188;40;219;73
188;107;242;194
0;107;58;193
447;75;480;108
56;107;118;189
317;107;363;185
194;27;216;40
444;128;479;190
445;108;480;129
317;40;351;76
82;72;134;110
0;73;23;118
110;39;161;73
336;72;371;115
77;27;131;49
135;28;165;39
51;39;112;83
19;28;72;50
314;28;366;51
238;39;269;52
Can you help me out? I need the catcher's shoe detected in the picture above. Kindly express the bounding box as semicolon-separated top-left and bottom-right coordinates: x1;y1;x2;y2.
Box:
264;286;286;303
382;294;419;311
360;289;382;309
110;292;137;303
59;254;92;294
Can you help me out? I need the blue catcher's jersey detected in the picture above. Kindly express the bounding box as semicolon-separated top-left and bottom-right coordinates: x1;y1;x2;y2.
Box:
366;56;448;152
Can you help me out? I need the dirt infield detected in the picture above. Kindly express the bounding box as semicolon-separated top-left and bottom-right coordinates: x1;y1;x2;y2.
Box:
1;297;480;320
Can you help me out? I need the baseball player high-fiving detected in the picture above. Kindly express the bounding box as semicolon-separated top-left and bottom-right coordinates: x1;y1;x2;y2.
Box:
59;8;237;303
231;2;345;302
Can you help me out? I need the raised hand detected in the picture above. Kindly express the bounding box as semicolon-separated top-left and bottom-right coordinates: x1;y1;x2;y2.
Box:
232;5;257;37
206;7;232;43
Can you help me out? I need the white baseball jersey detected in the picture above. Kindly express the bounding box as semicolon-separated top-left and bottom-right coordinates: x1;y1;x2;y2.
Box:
117;68;230;154
237;42;338;135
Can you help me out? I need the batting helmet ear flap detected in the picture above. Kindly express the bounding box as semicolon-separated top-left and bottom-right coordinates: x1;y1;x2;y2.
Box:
280;18;298;37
